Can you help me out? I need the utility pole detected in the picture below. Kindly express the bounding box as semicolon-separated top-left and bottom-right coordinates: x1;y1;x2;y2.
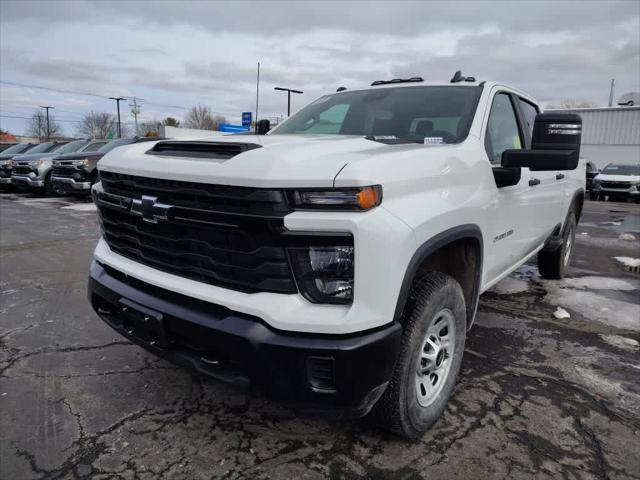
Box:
39;105;54;140
608;79;615;107
130;97;140;135
109;96;126;138
274;87;303;116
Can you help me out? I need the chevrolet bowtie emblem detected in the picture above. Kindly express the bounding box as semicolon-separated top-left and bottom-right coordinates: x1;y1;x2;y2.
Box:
130;195;172;223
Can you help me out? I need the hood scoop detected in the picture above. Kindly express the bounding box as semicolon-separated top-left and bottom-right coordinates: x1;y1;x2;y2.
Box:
146;141;261;160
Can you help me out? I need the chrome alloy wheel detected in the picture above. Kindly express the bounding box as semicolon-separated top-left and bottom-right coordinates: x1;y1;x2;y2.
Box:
415;309;456;407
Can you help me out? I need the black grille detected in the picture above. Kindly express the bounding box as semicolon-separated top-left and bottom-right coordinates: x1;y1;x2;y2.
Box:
52;165;78;178
600;181;631;189
12;165;33;175
97;171;298;294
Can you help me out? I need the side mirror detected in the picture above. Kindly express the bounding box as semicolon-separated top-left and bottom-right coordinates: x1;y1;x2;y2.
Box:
502;112;581;171
256;119;271;135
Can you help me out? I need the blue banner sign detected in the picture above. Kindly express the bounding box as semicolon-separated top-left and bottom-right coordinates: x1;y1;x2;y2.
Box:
241;112;252;127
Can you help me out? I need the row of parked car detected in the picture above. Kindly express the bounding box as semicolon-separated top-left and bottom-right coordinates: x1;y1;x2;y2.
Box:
0;138;157;196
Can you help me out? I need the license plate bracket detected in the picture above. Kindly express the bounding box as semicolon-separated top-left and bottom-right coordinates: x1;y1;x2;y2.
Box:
118;298;169;349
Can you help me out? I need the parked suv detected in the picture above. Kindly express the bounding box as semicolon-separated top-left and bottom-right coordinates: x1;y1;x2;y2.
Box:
12;139;107;195
590;163;640;202
0;143;37;187
52;137;159;195
88;75;584;439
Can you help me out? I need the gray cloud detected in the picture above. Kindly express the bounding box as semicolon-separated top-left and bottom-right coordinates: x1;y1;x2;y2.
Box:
0;0;638;135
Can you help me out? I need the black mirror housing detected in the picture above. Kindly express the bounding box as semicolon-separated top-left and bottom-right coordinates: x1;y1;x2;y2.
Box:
256;119;271;135
502;112;582;171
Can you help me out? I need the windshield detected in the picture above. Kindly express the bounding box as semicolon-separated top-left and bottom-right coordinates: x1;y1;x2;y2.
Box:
1;143;33;155
272;85;482;143
81;140;108;152
98;138;133;153
23;142;56;154
52;140;90;154
601;164;640;176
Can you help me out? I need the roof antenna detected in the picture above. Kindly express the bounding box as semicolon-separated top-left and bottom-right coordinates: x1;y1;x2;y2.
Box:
450;70;465;83
336;86;347;92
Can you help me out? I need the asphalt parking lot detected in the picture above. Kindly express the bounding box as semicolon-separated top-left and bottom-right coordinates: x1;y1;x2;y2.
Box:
1;192;639;480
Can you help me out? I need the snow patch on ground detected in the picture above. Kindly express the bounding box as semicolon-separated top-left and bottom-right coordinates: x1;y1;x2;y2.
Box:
614;257;640;269
544;288;640;331
552;276;640;291
600;334;639;351
489;264;540;295
490;276;530;295
61;203;97;212
553;307;570;319
619;233;637;241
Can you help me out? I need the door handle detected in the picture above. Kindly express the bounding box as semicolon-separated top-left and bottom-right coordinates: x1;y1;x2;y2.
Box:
556;173;565;180
529;178;540;186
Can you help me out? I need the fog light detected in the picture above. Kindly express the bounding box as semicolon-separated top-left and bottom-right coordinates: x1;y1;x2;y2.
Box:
290;246;354;304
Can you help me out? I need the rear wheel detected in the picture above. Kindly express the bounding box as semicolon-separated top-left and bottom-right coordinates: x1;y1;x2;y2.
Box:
538;209;577;279
373;272;466;440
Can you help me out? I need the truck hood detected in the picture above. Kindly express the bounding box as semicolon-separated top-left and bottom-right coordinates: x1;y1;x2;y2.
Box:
594;173;640;182
98;134;458;188
53;151;104;162
12;151;62;163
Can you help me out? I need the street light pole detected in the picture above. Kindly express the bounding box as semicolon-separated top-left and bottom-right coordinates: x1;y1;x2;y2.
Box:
109;97;126;138
39;106;54;140
274;87;303;117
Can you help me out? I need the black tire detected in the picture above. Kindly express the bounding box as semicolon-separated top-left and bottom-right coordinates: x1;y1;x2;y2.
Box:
373;272;466;440
589;192;599;201
45;172;64;197
538;209;577;279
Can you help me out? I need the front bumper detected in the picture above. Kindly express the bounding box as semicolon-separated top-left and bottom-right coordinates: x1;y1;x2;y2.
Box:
88;261;401;417
0;178;11;184
51;176;91;191
12;175;44;188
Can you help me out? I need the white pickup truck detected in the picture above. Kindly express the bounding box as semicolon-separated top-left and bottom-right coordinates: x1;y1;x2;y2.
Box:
88;73;584;439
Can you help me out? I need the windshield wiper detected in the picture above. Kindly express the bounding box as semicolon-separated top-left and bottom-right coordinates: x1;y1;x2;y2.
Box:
364;135;422;145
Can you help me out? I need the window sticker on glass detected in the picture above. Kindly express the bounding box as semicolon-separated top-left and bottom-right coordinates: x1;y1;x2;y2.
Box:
424;137;444;145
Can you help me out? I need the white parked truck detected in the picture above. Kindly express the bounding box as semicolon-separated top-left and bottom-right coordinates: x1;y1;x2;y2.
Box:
88;72;584;439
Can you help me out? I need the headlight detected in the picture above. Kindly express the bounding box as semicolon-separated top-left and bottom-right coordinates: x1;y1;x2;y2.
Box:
592;179;600;187
288;185;382;210
2;160;11;167
36;159;45;167
289;246;354;304
73;159;90;166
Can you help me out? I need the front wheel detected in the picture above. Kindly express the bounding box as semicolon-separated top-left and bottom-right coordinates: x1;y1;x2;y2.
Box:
373;272;466;440
589;192;599;201
45;173;64;196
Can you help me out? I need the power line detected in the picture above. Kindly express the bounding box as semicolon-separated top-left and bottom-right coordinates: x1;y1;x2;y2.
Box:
0;80;119;100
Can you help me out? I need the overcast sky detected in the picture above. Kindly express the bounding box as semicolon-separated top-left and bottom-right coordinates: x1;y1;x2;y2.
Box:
1;0;638;136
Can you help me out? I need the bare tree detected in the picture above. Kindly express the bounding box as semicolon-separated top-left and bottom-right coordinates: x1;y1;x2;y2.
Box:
26;110;62;140
76;111;128;138
184;105;225;130
163;117;180;127
546;99;599;109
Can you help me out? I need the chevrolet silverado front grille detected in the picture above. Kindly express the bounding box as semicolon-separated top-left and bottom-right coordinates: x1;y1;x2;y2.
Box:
52;165;78;178
96;171;298;294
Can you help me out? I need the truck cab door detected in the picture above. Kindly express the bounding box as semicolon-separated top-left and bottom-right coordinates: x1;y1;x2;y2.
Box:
515;98;566;237
483;92;539;285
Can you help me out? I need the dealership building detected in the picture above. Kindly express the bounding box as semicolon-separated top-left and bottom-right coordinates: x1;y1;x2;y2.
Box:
549;105;640;170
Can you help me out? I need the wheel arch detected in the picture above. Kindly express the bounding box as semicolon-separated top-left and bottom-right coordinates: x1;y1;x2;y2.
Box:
394;224;484;330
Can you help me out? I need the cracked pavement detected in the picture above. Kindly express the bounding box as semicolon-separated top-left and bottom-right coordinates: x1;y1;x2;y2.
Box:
1;193;639;479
